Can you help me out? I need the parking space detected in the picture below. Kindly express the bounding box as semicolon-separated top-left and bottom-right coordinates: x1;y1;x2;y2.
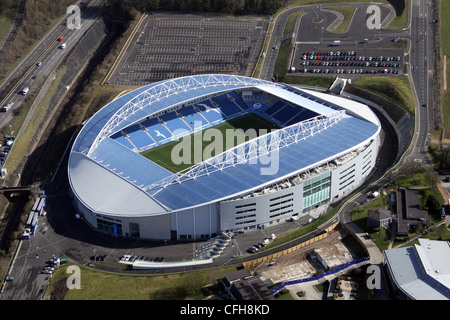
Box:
291;45;404;77
0;135;15;167
109;14;268;85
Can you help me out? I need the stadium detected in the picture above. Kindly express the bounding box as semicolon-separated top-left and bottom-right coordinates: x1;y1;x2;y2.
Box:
68;74;381;241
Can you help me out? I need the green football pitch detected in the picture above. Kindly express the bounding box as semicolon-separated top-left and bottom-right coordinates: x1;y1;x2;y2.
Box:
140;112;279;173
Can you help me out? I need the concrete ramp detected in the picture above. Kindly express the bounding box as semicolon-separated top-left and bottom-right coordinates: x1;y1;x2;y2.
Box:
329;77;347;95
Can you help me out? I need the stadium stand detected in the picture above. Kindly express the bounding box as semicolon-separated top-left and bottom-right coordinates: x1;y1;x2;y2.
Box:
196;101;225;123
122;124;155;150
111;90;324;151
158;112;191;134
263;100;287;116
141;117;173;143
177;106;209;130
210;94;243;117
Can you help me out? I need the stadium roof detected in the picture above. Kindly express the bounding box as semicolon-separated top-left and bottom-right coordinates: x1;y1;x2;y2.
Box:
69;75;380;216
384;239;450;300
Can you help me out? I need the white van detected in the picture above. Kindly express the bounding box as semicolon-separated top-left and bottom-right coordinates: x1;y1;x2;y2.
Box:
59;43;66;49
331;40;341;46
21;87;29;95
1;103;12;112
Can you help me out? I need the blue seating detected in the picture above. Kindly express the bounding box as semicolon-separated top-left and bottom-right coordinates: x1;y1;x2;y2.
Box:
285;109;319;126
178;106;209;130
141;118;173;142
211;94;243;117
264;100;287;116
227;91;249;111
271;104;298;123
246;102;270;112
159;112;191;134
122;125;155;149
196;101;224;123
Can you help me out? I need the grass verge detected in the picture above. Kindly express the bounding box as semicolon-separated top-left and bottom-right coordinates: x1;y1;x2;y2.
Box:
384;0;409;30
441;0;450;140
349;75;415;115
47;263;239;300
326;5;356;33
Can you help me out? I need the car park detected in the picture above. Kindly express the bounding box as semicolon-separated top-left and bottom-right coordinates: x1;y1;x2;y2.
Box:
295;49;403;76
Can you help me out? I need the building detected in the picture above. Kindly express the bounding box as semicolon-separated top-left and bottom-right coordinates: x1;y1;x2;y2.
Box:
396;188;428;236
384;239;450;300
222;269;274;300
68;74;381;241
367;208;392;229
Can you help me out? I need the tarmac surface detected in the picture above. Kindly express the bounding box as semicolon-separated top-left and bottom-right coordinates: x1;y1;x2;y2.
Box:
108;13;268;85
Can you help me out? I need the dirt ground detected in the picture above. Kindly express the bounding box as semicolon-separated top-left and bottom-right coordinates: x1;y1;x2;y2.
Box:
254;227;362;284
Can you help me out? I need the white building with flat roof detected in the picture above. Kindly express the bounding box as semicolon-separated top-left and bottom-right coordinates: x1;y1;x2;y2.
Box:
384;239;450;300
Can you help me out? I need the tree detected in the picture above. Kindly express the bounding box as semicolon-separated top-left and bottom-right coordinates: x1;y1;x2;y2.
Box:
426;194;440;214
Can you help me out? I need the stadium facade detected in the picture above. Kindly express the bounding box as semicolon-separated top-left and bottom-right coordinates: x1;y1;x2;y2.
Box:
68;74;381;240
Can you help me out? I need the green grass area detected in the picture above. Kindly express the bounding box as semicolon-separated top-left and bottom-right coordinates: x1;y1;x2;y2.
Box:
47;263;239;300
273;38;292;81
441;0;450;140
351;195;393;252
383;0;409;30
356;171;447;250
283;75;336;88
272;10;303;81
326;5;356;33
0;14;11;42
351;75;415;114
140;113;280;174
284;10;302;37
85;85;141;120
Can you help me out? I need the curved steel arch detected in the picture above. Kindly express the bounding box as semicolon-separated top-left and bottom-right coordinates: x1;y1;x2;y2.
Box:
144;110;345;192
87;74;277;157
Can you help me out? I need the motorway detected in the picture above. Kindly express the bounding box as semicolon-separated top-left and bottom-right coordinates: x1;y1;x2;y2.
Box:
0;0;102;131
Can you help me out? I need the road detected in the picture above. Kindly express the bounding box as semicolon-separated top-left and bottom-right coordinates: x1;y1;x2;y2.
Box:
402;0;433;168
0;0;102;131
258;0;434;267
0;1;104;300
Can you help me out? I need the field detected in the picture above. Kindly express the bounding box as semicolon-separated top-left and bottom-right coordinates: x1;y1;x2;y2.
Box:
350;76;415;114
47;263;239;300
441;0;450;141
140;112;280;173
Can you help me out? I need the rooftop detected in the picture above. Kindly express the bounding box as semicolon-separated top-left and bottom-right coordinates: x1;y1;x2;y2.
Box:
384;239;450;300
69;75;380;215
